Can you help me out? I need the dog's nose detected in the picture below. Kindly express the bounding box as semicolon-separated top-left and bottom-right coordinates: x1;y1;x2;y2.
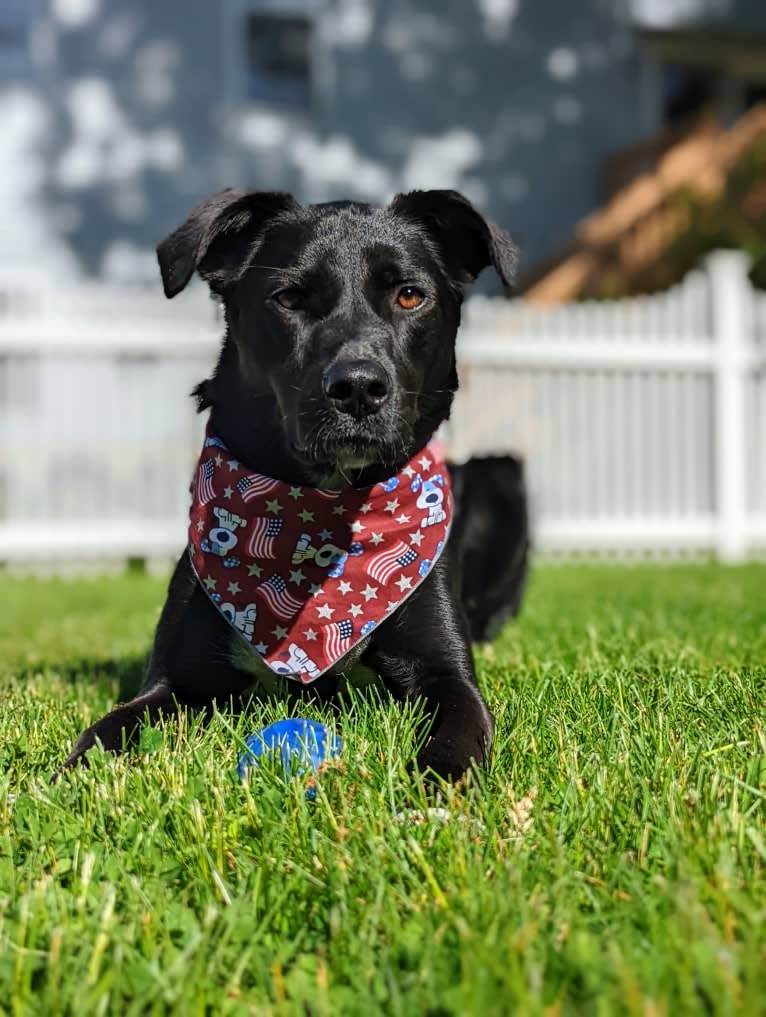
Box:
323;359;390;418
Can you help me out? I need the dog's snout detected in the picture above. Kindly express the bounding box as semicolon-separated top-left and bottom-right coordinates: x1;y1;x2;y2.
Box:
323;359;390;418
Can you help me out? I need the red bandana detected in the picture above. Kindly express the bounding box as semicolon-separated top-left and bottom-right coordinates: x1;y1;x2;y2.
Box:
188;432;452;683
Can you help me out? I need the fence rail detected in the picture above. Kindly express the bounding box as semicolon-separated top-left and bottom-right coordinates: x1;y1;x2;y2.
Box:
0;251;764;567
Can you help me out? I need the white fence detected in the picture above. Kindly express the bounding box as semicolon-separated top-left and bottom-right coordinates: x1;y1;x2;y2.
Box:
0;250;764;567
449;250;766;560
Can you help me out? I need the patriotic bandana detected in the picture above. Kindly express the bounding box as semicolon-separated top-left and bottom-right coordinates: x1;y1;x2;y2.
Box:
189;430;453;684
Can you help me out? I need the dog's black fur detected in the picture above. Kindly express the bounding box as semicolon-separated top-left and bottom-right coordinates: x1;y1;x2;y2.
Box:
59;188;520;781
450;455;529;643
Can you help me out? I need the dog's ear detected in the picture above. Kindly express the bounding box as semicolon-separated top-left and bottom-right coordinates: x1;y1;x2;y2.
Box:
156;188;299;298
390;189;517;289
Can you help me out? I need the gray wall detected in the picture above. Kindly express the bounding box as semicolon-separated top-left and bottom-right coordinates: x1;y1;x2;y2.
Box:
3;0;764;286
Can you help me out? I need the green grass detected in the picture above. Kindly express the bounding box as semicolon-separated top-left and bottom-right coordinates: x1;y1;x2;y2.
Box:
1;563;765;1015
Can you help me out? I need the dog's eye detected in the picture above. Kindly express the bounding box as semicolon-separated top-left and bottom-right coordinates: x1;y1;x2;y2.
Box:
396;286;426;310
273;288;303;310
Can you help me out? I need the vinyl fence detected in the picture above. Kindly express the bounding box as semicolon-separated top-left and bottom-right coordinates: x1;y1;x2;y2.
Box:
449;250;766;561
0;250;763;568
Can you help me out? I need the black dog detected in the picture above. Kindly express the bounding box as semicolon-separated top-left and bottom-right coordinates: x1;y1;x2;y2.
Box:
60;188;518;781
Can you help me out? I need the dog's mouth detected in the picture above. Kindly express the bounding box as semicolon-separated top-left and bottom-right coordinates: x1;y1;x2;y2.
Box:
291;437;377;469
290;409;413;479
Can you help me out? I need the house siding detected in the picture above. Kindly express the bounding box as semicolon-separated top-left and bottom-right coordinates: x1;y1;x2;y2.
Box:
1;0;764;283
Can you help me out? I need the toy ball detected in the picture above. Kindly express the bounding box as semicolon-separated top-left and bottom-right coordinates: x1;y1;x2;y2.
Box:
237;718;342;793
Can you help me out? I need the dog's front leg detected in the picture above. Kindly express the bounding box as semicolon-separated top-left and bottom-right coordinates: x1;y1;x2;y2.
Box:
368;558;494;782
55;683;179;777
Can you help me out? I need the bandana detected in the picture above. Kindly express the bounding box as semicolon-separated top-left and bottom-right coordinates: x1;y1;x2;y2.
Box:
188;432;452;683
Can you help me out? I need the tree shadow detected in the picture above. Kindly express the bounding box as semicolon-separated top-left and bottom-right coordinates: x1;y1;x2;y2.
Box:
37;651;389;713
34;653;148;701
13;0;687;282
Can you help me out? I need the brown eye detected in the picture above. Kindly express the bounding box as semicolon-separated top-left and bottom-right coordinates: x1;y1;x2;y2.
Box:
396;286;425;310
274;288;303;310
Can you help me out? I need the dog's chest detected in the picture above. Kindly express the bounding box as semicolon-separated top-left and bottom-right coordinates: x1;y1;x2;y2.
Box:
227;630;376;693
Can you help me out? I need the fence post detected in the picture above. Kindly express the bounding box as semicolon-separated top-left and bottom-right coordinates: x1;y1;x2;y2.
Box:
708;250;750;562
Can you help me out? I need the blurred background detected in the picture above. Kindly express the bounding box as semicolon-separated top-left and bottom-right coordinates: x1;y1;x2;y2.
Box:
0;0;764;570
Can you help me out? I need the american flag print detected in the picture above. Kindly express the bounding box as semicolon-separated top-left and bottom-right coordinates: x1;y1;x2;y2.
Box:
367;541;418;583
237;473;280;502
323;618;353;659
188;425;451;684
248;518;283;558
256;574;304;619
195;460;216;505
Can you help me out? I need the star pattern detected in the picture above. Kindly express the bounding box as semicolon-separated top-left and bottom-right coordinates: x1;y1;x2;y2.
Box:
190;435;449;687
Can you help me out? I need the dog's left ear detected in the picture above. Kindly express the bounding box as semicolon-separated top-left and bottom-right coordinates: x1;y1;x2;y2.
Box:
157;188;300;298
390;189;517;289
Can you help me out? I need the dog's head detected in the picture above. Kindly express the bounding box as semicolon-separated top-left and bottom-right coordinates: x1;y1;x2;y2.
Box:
157;189;516;481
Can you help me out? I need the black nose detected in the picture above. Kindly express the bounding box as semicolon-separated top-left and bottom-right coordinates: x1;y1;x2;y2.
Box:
323;359;390;418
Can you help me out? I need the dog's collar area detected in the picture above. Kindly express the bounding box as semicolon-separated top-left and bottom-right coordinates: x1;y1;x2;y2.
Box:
188;429;452;684
288;443;411;492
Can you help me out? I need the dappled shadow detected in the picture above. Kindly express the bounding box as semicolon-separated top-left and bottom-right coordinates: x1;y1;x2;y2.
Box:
11;0;751;285
24;651;389;712
21;653;148;701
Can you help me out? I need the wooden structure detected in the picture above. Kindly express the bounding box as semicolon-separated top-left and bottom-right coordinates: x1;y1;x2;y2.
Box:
521;105;766;304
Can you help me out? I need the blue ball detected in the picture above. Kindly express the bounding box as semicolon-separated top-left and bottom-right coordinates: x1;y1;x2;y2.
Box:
237;718;342;792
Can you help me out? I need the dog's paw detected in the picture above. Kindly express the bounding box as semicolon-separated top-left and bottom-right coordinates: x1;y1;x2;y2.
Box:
415;738;478;784
50;748;91;783
51;707;138;782
415;732;486;785
50;728;103;782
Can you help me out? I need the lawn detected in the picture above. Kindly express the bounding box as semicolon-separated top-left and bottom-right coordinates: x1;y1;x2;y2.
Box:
1;563;764;1015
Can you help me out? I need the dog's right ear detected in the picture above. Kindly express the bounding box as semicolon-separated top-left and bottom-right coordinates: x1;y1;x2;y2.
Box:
156;188;299;298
